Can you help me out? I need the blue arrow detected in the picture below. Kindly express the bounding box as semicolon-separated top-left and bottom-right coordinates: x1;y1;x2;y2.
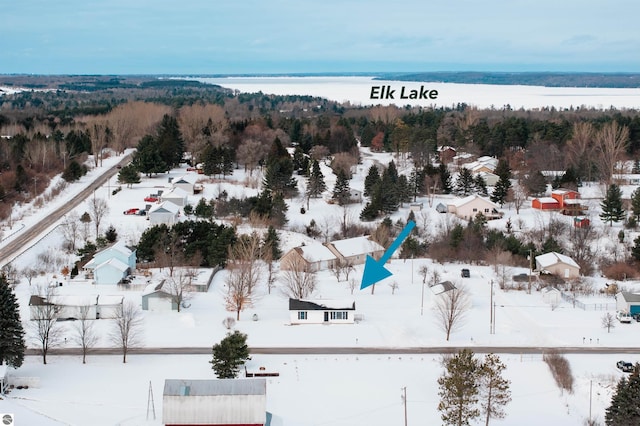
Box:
361;220;416;290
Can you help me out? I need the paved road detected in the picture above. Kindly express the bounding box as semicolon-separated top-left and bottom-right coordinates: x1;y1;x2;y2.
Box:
0;154;132;266
25;346;640;356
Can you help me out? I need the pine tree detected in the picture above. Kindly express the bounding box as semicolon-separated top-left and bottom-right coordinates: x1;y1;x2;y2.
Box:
209;330;251;379
397;175;412;206
630;187;640;221
633;159;640;174
263;157;297;198
600;184;625;226
332;169;351;206
306;160;327;200
156;114;185;168
438;163;453;194
117;164;141;188
456;168;475;196
437;349;481;426
263;226;283;259
632;236;640;262
605;370;640;425
364;165;380;197
491;159;511;207
0;273;25;368
479;353;511;426
474;174;488;196
133;135;167;177
378;168;400;214
409;167;424;201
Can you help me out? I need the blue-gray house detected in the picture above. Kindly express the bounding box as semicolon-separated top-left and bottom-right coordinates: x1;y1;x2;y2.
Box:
84;240;136;285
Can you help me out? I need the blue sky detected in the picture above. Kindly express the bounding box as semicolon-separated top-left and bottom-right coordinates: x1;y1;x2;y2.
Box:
1;0;639;74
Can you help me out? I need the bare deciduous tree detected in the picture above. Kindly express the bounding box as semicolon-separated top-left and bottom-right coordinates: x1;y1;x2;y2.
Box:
565;122;595;182
60;212;81;252
280;256;317;299
434;284;470;341
21;267;39;286
30;286;63;364
88;196;110;239
73;305;98;364
602;312;616;333
224;233;263;320
166;267;196;312
237;138;269;176
224;264;254;321
110;301;143;363
595;121;629;185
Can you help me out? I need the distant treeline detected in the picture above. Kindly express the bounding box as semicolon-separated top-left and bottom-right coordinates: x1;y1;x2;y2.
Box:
376;72;640;88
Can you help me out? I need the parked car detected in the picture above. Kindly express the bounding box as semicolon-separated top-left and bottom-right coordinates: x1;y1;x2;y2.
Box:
632;313;640;322
123;208;139;215
617;361;634;372
512;273;529;282
617;311;632;323
461;268;470;278
144;196;159;202
137;209;147;216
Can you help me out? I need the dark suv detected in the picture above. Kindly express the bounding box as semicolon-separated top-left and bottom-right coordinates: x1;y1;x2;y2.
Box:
617;361;634;373
461;268;470;278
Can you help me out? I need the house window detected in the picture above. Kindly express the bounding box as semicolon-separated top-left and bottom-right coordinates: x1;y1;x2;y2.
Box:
330;311;348;320
472;208;478;212
297;311;307;320
484;208;490;213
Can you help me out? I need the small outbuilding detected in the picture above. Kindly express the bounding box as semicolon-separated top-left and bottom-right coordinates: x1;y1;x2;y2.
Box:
162;378;267;426
142;281;178;312
289;298;356;324
161;187;189;207
148;201;180;226
430;281;457;295
532;197;560;210
541;286;562;305
172;174;198;194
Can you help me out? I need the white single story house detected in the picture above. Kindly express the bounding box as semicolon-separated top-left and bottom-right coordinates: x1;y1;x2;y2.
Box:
83;240;137;285
535;252;580;279
616;292;640;315
28;294;124;320
325;236;385;266
163;378;267;426
289;298;356;324
161;186;189;207
447;195;502;220
148;201;180;226
279;243;337;272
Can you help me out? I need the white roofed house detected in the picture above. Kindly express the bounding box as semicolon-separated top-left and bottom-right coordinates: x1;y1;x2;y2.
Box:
447;195;502;221
83;240;136;285
326;235;385;266
289;298;356;324
163;378;267;426
279;243;337;272
148;201;180;226
535;252;580;279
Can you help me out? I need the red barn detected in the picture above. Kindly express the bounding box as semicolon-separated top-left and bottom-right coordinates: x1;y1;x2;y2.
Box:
532;197;560;210
551;189;587;215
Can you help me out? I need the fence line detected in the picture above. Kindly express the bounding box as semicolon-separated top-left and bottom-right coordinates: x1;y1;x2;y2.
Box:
561;292;616;311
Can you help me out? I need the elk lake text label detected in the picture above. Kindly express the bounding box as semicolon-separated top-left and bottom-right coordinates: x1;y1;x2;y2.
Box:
370;85;439;100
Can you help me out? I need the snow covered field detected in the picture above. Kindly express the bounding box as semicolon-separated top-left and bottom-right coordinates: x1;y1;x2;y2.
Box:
192;76;640;110
0;146;637;424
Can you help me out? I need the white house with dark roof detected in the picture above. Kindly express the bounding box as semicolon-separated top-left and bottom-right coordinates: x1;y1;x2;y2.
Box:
616;292;640;315
83;240;136;285
535;252;580;279
289;298;356;324
161;186;189;207
163;378;267;426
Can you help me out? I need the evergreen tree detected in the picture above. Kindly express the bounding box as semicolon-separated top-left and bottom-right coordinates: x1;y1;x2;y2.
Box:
437;349;481;426
630;187;640;221
359;202;379;221
633;159;640;174
104;225;118;243
156;114;185;168
409;167;425;201
438;163;453;194
474;175;488;196
600;184;625;226
306;160;327;200
491;159;511;207
605;371;640;425
332;169;351;206
363;165;380;197
479;353;512;425
263;225;283;259
378;168;400;214
133;135;167;177
117;164;140;188
397;175;412;206
62;160;87;182
456;168;475;196
0;273;25;368
262;157;297;198
522;170;547;196
632;236;640;262
209;331;251;379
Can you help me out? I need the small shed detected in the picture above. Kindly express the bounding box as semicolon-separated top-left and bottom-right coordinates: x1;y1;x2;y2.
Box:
616;292;640;315
289;298;356;324
142;281;178;312
535;252;580;279
541;286;562;305
161;187;189;207
172;174;197;194
532;197;560;210
148;201;180;226
573;217;590;228
163;378;267;426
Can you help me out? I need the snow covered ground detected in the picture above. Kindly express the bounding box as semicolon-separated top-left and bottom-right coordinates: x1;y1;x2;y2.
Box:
1;147;638;425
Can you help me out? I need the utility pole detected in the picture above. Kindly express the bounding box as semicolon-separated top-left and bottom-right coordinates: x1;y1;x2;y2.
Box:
401;386;407;426
490;280;494;334
33;176;38;196
528;248;533;294
420;278;425;316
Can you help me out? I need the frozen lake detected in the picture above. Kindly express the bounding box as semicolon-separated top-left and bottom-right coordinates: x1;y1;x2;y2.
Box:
191;76;640;110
